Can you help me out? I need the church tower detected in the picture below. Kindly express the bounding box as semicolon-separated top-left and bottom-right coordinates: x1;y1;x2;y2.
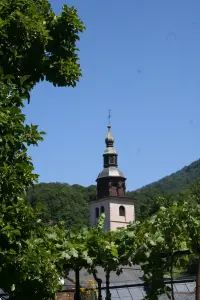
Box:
90;119;135;231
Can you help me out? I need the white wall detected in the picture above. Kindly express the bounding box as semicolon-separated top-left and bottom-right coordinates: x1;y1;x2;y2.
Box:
90;198;135;231
90;199;110;231
110;199;135;230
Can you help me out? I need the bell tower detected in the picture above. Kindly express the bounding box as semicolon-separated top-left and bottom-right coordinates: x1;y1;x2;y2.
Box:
90;114;135;231
96;124;126;199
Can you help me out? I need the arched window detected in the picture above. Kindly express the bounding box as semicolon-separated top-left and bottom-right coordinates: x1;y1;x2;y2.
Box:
119;205;125;217
101;206;105;214
96;207;99;218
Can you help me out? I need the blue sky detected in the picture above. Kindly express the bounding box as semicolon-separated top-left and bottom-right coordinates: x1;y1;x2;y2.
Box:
24;0;200;191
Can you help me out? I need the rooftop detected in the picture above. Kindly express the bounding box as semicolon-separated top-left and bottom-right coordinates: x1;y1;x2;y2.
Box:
62;266;196;300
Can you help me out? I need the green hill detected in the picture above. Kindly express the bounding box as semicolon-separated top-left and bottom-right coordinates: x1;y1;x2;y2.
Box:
127;159;200;219
27;159;200;228
137;159;200;194
27;183;96;231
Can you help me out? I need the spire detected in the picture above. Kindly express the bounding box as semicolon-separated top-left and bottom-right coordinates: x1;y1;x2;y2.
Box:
96;112;126;199
105;124;114;147
103;112;118;168
108;109;111;125
105;109;114;147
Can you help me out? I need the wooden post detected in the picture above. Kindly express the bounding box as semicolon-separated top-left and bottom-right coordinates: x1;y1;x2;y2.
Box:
75;267;80;300
170;259;175;300
105;270;111;300
93;270;102;300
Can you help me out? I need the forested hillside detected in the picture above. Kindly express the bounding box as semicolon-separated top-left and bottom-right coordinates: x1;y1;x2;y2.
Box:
27;159;200;228
27;183;96;230
127;159;200;218
138;159;200;194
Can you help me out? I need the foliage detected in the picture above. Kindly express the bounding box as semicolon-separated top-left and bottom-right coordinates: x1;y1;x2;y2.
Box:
0;0;86;297
137;159;200;194
116;199;200;300
27;183;96;230
80;290;97;300
0;74;43;198
2;4;200;300
0;73;65;299
127;159;200;218
26;187;200;300
189;178;200;204
88;214;120;274
86;214;120;300
62;227;93;271
54;199;200;300
0;0;85;99
60;225;94;300
27;159;200;229
135;190;193;221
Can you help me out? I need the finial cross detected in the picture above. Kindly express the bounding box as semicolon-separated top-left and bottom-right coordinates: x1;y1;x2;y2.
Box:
108;109;111;125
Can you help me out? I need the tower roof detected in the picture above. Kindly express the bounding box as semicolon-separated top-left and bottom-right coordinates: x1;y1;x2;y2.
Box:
104;125;117;155
105;125;114;145
96;122;126;180
97;166;125;179
96;117;126;198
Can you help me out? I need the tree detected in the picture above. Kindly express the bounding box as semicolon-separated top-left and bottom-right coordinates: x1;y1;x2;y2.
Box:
27;182;90;231
117;198;200;300
0;0;85;100
87;214;121;300
190;178;200;204
61;227;93;300
0;73;66;299
0;0;86;297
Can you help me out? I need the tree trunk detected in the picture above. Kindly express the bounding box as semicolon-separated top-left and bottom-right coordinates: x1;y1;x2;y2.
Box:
105;270;111;300
169;256;175;300
196;259;200;300
92;270;102;300
75;267;80;300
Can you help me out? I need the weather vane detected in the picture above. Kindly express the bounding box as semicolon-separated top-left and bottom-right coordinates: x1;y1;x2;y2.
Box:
108;109;111;125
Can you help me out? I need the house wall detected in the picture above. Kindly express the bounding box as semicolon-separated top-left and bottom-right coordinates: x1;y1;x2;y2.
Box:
90;198;135;231
90;199;110;231
109;200;135;230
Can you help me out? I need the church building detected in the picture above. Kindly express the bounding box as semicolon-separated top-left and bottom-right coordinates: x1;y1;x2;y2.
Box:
90;123;135;231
